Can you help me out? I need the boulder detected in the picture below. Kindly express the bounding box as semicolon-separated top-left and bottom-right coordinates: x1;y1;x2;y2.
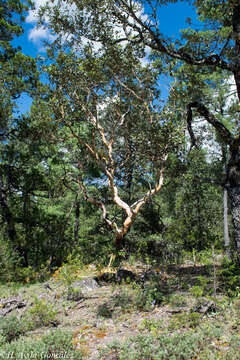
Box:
72;278;99;291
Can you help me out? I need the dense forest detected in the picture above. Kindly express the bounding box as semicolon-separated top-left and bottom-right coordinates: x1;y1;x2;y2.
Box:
0;0;240;282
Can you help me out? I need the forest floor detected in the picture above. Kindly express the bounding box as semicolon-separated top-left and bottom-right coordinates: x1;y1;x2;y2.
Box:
1;260;240;359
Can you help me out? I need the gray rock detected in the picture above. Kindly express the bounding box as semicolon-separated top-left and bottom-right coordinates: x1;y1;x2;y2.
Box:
72;278;99;291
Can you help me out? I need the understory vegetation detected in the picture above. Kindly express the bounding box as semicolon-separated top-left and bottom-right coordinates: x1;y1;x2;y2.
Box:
1;257;240;359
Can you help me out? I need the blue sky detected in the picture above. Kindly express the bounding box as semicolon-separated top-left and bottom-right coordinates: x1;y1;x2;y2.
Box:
14;0;198;114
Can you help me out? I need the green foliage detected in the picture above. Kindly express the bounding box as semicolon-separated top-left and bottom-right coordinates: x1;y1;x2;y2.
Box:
0;329;83;360
0;330;6;347
166;294;188;308
190;285;205;298
66;287;84;301
55;263;79;289
190;275;212;297
169;312;202;330
27;296;58;328
99;330;209;360
53;262;85;300
97;303;113;319
138;281;165;308
218;262;240;297
139;318;165;334
136;233;184;265
111;287;133;309
0;0;238;277
0;238;21;282
0;315;27;343
111;281;164;313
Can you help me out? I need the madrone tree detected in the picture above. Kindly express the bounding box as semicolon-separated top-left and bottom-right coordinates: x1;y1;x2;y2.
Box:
44;47;181;251
38;0;240;259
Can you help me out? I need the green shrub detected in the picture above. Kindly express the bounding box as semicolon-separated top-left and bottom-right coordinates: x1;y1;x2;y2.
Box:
139;318;165;336
66;287;84;301
166;294;188;307
99;331;206;360
133;281;164;310
110;281;164;314
27;296;58;328
190;275;212;297
0;329;83;360
112;287;133;309
99;322;229;360
97;303;113;318
0;315;27;343
169;312;202;330
0;330;6;346
218;262;240;296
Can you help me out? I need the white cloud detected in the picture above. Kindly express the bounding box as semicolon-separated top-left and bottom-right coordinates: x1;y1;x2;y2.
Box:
26;0;56;48
26;0;49;23
28;26;56;45
26;0;151;63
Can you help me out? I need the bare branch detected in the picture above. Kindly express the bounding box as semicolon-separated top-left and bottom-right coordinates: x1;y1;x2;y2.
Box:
78;181;120;232
187;101;234;145
113;1;233;72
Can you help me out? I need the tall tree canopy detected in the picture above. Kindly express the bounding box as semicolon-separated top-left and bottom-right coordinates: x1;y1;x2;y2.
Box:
0;0;40;269
37;0;240;260
40;45;182;251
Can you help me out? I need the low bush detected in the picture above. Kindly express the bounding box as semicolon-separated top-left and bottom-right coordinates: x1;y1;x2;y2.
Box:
98;324;227;360
0;315;27;343
97;303;113;318
109;280;165;314
169;312;202;330
166;294;188;307
218;262;240;296
0;329;83;360
27;296;58;328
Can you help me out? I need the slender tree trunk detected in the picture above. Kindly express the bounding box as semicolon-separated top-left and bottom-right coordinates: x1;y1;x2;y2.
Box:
223;187;231;260
221;143;231;260
227;137;240;262
74;201;80;245
228;186;240;259
228;187;240;261
0;171;16;243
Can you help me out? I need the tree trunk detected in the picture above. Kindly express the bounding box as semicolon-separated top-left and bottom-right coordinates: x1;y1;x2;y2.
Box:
223;187;231;260
228;187;240;261
0;171;16;243
115;232;126;252
74;201;80;245
227;137;240;262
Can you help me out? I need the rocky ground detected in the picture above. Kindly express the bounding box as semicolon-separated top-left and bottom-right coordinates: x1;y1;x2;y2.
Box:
0;261;240;359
